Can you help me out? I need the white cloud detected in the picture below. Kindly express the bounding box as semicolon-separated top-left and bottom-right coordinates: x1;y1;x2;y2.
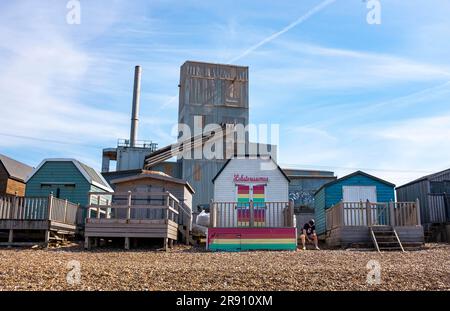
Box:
378;115;450;145
251;40;450;90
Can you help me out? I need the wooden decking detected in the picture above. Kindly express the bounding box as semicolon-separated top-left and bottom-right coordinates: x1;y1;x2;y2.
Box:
324;201;424;249
84;191;192;250
0;195;79;246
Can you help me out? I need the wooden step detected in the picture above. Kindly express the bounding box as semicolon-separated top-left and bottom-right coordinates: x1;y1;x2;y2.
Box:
370;227;405;253
379;247;403;251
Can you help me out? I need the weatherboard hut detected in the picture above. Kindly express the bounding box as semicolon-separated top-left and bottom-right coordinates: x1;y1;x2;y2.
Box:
209;155;296;251
314;171;424;250
25;159;113;226
0;153;33;197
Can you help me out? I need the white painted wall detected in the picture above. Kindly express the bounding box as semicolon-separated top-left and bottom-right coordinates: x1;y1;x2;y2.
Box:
214;157;289;202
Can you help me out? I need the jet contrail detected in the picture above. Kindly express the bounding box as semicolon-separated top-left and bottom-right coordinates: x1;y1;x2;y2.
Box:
228;0;337;63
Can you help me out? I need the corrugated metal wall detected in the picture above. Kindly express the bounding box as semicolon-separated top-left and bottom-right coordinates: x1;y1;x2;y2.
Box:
429;170;450;182
178;61;250;209
396;180;430;224
396;170;450;224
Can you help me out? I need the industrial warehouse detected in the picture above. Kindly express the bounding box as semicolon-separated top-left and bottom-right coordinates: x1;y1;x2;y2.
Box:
0;60;448;252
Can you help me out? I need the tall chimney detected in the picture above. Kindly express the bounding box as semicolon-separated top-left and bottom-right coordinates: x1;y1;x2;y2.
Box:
130;65;142;148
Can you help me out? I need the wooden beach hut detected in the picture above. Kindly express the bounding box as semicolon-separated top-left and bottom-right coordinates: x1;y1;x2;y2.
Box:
25;159;113;226
396;169;450;241
0;153;33;197
314;171;424;250
84;170;194;250
209;155;296;251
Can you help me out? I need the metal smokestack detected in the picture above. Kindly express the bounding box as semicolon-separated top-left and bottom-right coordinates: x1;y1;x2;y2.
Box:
130;65;142;148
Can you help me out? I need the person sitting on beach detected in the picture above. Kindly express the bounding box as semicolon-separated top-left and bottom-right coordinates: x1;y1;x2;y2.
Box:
300;219;320;250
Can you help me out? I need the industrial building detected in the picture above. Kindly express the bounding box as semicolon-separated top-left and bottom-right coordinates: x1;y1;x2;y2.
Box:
101;66;158;174
144;61;276;210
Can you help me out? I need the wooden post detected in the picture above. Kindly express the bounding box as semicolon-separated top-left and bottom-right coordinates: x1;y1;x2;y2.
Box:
48;193;54;221
44;230;50;245
185;224;190;245
288;200;294;227
96;196;101;219
249;200;254;227
164;238;169;251
106;199;110;219
389;201;395;227
416;198;421;226
77;203;81;225
127;191;132;220
209;200;216;228
165;192;170;221
10;195;18;220
124;237;130;250
84;236;91;250
366;200;372;227
8;229;13;244
64;199;68;223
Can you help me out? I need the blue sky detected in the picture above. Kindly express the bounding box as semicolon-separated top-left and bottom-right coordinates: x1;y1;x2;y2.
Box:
1;0;450;185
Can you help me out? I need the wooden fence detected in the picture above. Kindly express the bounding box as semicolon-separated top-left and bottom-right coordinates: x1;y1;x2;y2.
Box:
209;201;295;228
326;200;421;230
0;195;79;225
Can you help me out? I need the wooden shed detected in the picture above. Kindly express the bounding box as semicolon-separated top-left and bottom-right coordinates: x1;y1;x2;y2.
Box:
0;154;33;197
209;155;296;251
314;171;423;250
396;169;450;225
25;159;113;225
110;170;194;212
84;170;194;249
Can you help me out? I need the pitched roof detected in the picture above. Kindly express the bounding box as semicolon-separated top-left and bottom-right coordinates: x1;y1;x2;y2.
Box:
26;159;113;192
110;170;195;194
396;168;450;190
212;155;290;183
0;153;33;182
315;170;396;195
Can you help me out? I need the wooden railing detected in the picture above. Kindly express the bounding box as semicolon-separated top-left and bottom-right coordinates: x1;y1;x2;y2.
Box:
0;195;79;225
209;201;295;228
392;202;420;226
326;200;421;230
87;192;192;230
